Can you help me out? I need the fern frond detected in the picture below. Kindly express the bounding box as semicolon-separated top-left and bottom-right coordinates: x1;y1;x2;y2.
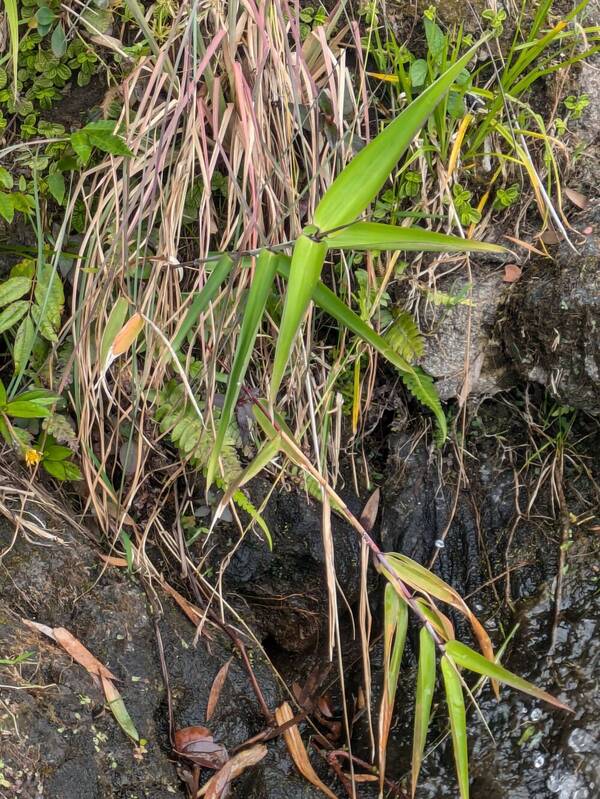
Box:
402;367;447;442
385;311;424;361
214;476;272;549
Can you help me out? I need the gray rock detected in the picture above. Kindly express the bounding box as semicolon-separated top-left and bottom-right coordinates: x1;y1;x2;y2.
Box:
417;263;510;400
502;205;600;414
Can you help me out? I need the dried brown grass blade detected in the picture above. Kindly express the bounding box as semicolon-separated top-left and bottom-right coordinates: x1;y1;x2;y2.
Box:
198;744;267;797
23;622;118;681
206;658;232;721
274;702;337;799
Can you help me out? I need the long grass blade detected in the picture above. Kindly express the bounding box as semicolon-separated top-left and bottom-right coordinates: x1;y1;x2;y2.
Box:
313;38;488;230
384;554;495;668
323;222;506;254
5;0;19;100
378;584;408;796
206;250;279;487
172;255;234;352
445;640;572;711
270;234;327;402
441;655;469;799
275;256;447;439
412;627;436;797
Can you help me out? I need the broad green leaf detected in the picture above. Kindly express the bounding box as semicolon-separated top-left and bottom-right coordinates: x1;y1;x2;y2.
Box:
0;193;14;223
323;222;506;254
35;6;56;26
44;444;73;461
0;380;6;408
0;277;32;307
313;38;488;230
441;656;469;799
32;304;58;342
15;389;61;405
275;255;447;439
445;640;571;711
172;254;234;351
378;584;408;794
0;300;29;334
270;234;328;401
51;22;67;57
410;59;428;87
99;297;129;368
0;167;13;190
87;130;133;158
207;250;280;487
42;458;83;481
0;416;10;445
384;553;495;668
412;627;436;797
47;172;66;204
13;314;36;373
5;400;51;419
35;266;64;329
70;131;92;164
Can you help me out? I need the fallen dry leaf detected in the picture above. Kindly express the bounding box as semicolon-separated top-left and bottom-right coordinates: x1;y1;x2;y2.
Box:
539;227;561;245
23;622;118;681
99;554;129;567
342;772;378;782
275;702;337;799
198;745;267;797
53;627;118;680
174;726;229;770
503;234;548;258
203;760;232;799
564;187;588;209
503;264;522;283
206;659;232;721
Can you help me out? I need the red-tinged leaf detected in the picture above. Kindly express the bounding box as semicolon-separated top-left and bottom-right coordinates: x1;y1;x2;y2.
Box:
101;675;140;742
174;726;229;769
52;627;117;680
384;553;496;680
564;187;588;209
503;264;522;283
445;640;572;712
206;659;232;721
415;598;455;641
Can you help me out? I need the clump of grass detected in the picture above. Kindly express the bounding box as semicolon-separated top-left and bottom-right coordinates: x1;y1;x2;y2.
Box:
0;1;594;796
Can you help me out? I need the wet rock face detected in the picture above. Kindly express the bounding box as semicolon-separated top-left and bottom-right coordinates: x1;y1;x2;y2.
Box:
202;479;361;653
375;401;600;799
502;207;600;415
0;515;325;799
